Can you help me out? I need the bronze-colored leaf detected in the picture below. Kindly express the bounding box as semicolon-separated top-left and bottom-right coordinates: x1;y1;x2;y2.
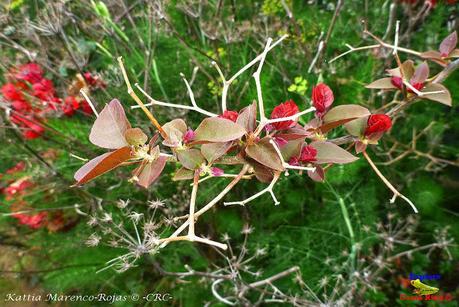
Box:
251;160;274;183
322;105;371;133
422;83;452;106
162;119;187;147
344;116;369;137
74;146;132;185
201;142;232;162
89;99;131;149
173;167;194;181
366;77;397;89
236;101;257;132
125;128;148;146
280;138;304;161
136;156;167;188
177;149;205;170
310;141;359;164
194;117;246;143
245;137;284;171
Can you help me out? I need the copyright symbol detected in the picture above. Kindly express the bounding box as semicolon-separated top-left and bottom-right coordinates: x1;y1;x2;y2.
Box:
131;294;139;301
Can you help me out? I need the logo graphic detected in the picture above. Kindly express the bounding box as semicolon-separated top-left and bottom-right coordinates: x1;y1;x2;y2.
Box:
410;279;439;295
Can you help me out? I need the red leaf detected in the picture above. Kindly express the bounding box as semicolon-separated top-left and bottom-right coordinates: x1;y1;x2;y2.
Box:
89;99;131;149
136;156;167;188
219;110;239;122
312;83;334;117
74;146;132;185
439;31;457;57
322;105;371;133
270;100;299;130
364;114;392;136
308;166;325;182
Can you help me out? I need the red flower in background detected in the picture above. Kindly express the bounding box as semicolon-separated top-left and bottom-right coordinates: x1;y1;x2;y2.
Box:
13;212;47;229
62;96;80;116
10;114;45;139
15;63;43;84
219;110;239;122
270;100;299;130
312;83;334;117
6;161;26;174
299;145;317;163
4;179;33;199
80;100;94;115
1;83;24;101
364;114;392;136
32;78;55;101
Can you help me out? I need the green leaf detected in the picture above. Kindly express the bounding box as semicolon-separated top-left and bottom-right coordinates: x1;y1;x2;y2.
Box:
177;149;205;170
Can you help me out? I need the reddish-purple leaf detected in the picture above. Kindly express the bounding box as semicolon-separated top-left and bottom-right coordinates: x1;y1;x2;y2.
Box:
177;149;205;170
410;62;429;85
280;138;304;161
237;101;257;132
136;156;167;188
251;161;274;183
201;142;233;162
422;83;452;106
310;141;358;164
194;117;246;143
439;31;457;57
276;125;311;140
307;166;325;182
387;60;414;80
89;99;131;149
366;78;397;89
420;50;443;60
74;146;132;185
245;137;284;171
323;105;371;127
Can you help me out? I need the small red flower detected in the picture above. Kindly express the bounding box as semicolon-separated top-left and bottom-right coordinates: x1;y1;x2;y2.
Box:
15;63;43;84
270;100;299;130
1;83;23;101
219;110;239;122
312;83;334;117
299;145;317;163
364;114;392;136
62;96;80;116
183;129;195;144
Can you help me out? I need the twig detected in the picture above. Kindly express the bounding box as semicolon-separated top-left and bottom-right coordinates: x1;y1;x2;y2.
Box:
363;151;418;213
117;56;167;138
224;172;281;206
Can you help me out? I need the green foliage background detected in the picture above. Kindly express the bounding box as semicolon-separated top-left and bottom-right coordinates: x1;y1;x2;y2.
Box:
0;0;458;305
